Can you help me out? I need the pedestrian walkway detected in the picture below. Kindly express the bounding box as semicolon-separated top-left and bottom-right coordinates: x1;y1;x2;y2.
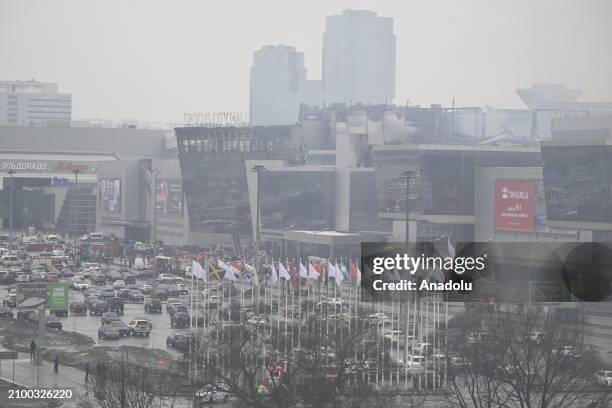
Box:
0;351;86;407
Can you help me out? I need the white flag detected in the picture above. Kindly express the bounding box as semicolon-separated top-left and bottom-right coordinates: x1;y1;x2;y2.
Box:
269;262;278;285
278;262;291;280
448;237;455;259
299;262;308;279
218;260;237;281
327;262;337;281
192;260;207;281
331;262;343;287
244;262;260;286
308;262;320;280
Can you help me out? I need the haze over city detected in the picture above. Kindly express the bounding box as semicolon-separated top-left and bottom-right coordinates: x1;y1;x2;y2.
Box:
1;0;611;122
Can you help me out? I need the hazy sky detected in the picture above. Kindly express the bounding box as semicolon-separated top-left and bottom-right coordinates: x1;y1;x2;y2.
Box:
1;0;611;122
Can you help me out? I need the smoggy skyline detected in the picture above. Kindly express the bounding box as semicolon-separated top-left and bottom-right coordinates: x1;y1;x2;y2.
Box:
1;0;611;122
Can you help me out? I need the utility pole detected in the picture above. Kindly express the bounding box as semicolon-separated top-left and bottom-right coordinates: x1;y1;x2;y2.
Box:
251;165;265;275
7;170;15;230
72;170;81;271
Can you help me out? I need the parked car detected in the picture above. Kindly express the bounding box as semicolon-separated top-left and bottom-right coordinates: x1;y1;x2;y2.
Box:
113;279;126;290
89;301;108;316
176;283;188;295
99;288;116;299
74;281;90;291
596;370;612;387
144;299;162;313
104;297;124;315
93;274;107;286
195;384;231;404
128;290;144;303
167;300;185;314
98;324;120;340
109;320;131;337
2;293;16;308
45;315;63;330
128;319;151;337
101;312;122;325
171;312;191;328
69;302;88;315
166;333;193;351
152;288;169;300
0;305;14;318
141;283;153;295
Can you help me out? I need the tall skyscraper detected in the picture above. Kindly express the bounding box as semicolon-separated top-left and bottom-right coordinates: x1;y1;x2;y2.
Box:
322;9;395;105
249;10;396;126
0;80;72;126
249;45;309;126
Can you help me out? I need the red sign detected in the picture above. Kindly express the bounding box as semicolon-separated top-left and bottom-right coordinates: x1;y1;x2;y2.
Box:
494;180;535;232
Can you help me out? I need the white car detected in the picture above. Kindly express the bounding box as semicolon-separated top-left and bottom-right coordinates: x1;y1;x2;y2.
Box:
368;312;389;322
74;282;90;291
383;329;404;343
247;315;266;326
596;370;612;387
399;355;426;371
113;279;126;289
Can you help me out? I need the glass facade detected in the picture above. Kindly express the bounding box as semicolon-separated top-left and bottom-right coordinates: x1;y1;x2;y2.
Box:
542;145;612;224
260;170;335;230
177;126;301;234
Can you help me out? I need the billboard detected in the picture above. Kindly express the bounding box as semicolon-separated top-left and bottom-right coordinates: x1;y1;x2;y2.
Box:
47;283;69;311
494;180;536;232
99;178;121;212
155;178;183;215
16;283;48;309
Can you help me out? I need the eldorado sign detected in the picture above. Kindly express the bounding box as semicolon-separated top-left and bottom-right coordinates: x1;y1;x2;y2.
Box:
494;180;536;232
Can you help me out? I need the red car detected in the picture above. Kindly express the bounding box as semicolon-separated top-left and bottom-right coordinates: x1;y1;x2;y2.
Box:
46;273;61;282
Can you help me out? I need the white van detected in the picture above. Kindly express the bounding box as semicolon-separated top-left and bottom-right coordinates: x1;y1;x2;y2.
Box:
45;234;60;243
1;254;20;267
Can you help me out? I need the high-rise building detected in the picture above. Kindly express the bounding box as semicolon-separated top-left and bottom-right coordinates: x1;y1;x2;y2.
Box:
0;80;72;126
249;45;310;126
249;9;396;126
322;9;395;105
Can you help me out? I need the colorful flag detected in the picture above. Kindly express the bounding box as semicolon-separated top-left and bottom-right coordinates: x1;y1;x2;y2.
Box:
308;262;320;280
218;259;237;281
299;261;308;279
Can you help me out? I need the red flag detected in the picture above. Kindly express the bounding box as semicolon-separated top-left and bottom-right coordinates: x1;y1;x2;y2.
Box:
290;263;298;287
349;260;358;280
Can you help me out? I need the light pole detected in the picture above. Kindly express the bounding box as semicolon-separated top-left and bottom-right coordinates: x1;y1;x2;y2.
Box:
72;170;81;271
151;170;162;274
7;170;15;231
398;170;417;249
251;165;266;273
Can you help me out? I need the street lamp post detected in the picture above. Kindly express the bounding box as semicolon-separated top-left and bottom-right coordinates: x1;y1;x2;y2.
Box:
398;170;417;365
251;165;266;274
7;170;15;231
151;170;162;274
72;170;81;271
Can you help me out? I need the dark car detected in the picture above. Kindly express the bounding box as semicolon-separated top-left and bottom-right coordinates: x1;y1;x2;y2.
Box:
17;310;37;322
152;288;169;301
170;304;189;317
84;295;99;307
109;320;131;337
101;311;121;325
117;288;131;300
93;274;107;286
45;315;62;330
163;285;180;298
166;333;193;351
89;301;108;316
144;298;162;313
0;305;13;318
171;312;191;328
128;290;144;303
2;293;16;308
98;324;120;340
104;297;124;315
99;288;116;299
69;302;87;315
124;275;136;285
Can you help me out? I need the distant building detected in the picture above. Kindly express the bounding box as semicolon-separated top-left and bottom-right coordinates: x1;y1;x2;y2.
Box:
249;45;311;126
322;9;396;105
0;80;72;126
249;9;396;126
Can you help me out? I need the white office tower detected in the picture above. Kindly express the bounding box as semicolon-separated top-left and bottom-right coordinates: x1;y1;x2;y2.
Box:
249;45;308;126
0;80;72;126
322;9;396;105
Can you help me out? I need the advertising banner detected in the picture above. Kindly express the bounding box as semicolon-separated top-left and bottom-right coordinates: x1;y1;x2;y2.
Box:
16;283;48;309
494;180;536;232
47;283;69;310
99;178;121;212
